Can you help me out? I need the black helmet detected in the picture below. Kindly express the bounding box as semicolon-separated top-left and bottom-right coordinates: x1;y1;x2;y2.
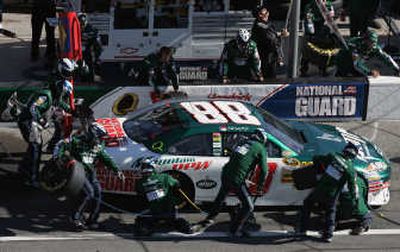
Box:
342;142;358;159
77;12;88;27
139;156;159;175
88;122;107;140
251;128;268;144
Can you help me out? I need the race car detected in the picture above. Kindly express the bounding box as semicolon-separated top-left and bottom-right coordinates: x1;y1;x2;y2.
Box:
93;99;390;207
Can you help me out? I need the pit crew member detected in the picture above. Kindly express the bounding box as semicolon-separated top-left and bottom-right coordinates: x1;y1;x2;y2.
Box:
53;122;124;229
220;28;263;84
134;157;193;235
135;46;179;103
199;128;268;236
295;143;359;242
335;30;400;77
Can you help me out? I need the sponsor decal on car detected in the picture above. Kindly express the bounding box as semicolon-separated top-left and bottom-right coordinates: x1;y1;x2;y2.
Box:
112;93;139;116
96;118;127;147
120;47;139;55
97;165;141;193
208;92;252;101
152;141;165;153
248;162;278;194
212;132;222;156
180;101;261;125
196;178;217;189
366;162;388;172
156;157;196;165
282;157;313;168
172;161;212;170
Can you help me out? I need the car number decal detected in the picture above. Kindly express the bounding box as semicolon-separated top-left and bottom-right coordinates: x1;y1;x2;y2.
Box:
180;101;261;125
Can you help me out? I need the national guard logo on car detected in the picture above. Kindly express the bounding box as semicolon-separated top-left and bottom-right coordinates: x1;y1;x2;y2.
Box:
112;93;139;116
196;179;217;189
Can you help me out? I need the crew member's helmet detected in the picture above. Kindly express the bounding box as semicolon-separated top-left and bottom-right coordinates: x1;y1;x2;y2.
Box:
77;12;88;27
139;156;159;175
61;80;73;95
57;58;76;78
342;142;358;159
88;122;107;141
251;128;268;144
363;29;378;45
236;28;251;50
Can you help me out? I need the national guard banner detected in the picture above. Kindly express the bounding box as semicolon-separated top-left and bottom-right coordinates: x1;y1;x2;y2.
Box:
256;82;368;120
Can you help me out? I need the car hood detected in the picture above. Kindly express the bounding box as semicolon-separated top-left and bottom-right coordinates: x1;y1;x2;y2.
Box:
288;121;389;165
96;117;158;170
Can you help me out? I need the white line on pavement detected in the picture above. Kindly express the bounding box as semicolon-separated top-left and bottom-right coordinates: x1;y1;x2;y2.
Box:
2;229;400;242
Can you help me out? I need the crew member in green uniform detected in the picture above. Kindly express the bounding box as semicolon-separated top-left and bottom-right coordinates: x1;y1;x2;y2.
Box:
200;128;268;236
300;0;338;76
53;122;123;229
221;28;263;84
17;88;53;186
135;46;179;103
339;170;372;235
296;143;359;242
134;157;193;235
335;30;400;77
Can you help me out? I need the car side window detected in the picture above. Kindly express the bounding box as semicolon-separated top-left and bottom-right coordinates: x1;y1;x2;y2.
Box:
222;132;283;158
167;134;213;156
222;133;251;157
267;141;283;158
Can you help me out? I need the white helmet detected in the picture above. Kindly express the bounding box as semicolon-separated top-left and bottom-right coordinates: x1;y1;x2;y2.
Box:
237;28;251;43
77;12;88;27
57;58;76;78
62;80;73;95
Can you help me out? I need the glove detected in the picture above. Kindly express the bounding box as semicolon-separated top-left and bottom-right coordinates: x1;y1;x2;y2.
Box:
256;186;264;196
117;171;126;181
222;76;230;84
39;118;48;127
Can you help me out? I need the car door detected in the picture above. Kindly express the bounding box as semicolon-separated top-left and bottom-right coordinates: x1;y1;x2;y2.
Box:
252;136;312;206
158;132;229;202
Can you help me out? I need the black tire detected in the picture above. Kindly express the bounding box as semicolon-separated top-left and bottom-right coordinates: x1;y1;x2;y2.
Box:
64;161;86;196
39;160;71;193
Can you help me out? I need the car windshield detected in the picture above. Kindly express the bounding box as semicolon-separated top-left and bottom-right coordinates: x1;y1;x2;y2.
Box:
255;106;304;153
123;104;184;142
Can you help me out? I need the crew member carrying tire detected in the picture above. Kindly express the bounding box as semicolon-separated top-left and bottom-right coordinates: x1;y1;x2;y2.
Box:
53;122;124;229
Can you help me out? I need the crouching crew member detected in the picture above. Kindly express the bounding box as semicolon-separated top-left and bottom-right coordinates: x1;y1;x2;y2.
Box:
134;157;193;235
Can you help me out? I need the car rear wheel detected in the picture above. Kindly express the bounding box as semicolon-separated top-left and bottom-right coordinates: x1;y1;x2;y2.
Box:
166;171;195;210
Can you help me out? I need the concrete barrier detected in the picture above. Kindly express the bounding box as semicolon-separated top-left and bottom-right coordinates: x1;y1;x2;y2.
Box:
366;76;400;120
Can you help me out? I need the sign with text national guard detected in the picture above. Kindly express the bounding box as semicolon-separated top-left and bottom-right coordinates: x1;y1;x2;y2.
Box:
257;82;368;120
